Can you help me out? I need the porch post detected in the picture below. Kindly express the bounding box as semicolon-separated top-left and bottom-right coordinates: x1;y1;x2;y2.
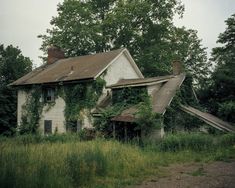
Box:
112;123;116;139
124;124;127;142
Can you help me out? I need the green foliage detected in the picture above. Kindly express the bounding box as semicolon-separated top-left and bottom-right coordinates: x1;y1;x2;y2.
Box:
18;78;105;134
3;134;82;145
94;104;125;134
0;139;151;187
218;101;235;123
112;87;148;105
20;86;44;134
0;44;32;135
66;148;107;186
39;0;209;86
158;133;214;152
199;14;235;124
135;98;162;135
0;134;235;187
164;74;204;131
39;0;183;56
218;133;235;147
95;87;149;136
62;78;105;122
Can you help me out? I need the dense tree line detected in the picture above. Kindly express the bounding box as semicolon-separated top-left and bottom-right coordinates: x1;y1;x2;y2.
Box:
199;14;235;123
0;45;32;135
39;0;209;86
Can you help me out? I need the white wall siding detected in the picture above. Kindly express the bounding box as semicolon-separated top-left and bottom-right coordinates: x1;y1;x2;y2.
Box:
17;52;142;134
103;53;141;86
40;96;66;134
98;53;142;105
17;90;27;126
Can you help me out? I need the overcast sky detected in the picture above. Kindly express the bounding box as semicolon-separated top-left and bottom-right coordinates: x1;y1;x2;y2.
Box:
1;0;235;67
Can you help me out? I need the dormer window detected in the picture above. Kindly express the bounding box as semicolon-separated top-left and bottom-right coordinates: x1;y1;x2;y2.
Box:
44;88;55;102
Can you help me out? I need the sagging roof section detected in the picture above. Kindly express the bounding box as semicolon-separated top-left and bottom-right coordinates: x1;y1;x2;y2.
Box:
106;75;173;89
111;73;186;122
152;73;185;114
11;48;143;86
181;105;235;132
111;106;138;122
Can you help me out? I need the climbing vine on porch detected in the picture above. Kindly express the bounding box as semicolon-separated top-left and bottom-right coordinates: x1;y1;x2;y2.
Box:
95;86;162;137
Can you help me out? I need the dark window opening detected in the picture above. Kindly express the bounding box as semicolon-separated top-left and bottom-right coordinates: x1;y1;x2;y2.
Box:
66;120;82;133
44;88;55;102
44;120;52;134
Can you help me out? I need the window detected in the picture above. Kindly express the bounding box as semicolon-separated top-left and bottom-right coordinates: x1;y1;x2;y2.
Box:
44;120;52;134
44;88;55;102
66;120;82;133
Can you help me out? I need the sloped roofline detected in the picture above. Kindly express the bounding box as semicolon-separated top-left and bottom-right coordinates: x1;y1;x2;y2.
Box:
10;48;143;86
94;48;144;79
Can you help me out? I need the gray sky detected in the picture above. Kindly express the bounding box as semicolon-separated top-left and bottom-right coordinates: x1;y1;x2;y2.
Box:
0;0;235;67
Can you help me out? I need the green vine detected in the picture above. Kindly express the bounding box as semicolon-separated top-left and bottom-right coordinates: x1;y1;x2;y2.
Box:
20;86;44;134
163;74;203;132
135;98;162;136
62;78;106;122
19;78;106;134
112;87;148;105
95;86;159;137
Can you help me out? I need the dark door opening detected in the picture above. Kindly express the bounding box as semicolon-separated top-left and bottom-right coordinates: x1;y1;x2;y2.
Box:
44;120;52;134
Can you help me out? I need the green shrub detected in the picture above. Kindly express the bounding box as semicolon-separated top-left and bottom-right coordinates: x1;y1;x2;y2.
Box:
158;133;214;152
219;133;235;147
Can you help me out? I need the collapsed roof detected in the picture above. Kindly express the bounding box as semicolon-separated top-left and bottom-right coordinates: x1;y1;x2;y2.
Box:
111;73;186;122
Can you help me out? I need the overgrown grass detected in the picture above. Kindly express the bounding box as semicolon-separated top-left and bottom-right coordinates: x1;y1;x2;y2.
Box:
0;133;235;188
157;133;214;152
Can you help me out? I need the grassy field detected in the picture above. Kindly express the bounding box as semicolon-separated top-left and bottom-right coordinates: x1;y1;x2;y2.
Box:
0;133;235;188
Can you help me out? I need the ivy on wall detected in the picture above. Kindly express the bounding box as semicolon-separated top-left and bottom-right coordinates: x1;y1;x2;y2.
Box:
95;86;162;137
112;87;148;105
62;78;106;122
19;78;106;134
20;86;44;134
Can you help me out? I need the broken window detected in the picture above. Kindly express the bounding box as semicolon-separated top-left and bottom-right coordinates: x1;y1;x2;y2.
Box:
44;88;55;102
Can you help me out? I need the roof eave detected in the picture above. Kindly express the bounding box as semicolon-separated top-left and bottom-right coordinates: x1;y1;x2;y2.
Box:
106;78;170;89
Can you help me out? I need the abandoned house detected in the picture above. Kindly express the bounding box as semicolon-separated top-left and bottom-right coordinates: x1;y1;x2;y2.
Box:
11;47;234;136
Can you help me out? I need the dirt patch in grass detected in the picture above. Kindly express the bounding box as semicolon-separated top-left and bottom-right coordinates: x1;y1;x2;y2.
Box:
132;161;235;188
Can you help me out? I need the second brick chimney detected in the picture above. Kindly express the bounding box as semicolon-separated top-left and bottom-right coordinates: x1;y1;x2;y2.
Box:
172;60;182;75
47;46;65;65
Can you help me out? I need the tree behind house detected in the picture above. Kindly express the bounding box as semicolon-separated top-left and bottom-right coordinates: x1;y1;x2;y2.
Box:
199;13;235;124
0;44;32;135
39;0;209;86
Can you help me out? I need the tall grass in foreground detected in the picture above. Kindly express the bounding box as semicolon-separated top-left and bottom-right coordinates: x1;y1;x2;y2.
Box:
0;133;235;188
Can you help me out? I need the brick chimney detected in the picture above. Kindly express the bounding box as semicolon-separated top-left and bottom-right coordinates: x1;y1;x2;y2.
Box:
47;46;65;64
172;60;182;75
